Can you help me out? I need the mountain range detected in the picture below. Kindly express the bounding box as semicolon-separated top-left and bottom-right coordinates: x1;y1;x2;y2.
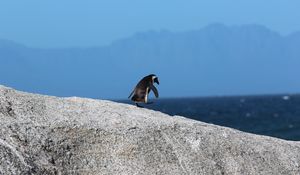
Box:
0;23;299;99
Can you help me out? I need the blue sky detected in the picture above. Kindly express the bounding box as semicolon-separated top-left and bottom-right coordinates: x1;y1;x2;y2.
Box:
1;0;300;48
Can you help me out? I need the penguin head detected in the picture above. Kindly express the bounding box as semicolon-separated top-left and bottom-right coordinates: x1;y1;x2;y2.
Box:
150;74;159;85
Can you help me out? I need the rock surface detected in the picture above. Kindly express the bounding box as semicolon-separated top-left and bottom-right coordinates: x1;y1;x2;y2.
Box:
0;85;300;175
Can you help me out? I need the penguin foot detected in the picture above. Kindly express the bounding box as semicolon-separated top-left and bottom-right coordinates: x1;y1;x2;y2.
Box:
135;103;144;108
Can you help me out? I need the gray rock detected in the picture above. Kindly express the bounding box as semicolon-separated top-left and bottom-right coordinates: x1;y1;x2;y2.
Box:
0;85;299;175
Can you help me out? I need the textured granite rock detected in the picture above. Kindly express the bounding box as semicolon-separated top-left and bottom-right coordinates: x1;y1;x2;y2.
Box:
0;85;300;175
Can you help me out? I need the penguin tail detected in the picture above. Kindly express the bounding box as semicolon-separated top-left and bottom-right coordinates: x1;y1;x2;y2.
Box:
128;90;134;99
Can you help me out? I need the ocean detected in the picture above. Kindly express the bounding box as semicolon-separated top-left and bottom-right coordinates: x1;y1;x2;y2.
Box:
119;94;300;141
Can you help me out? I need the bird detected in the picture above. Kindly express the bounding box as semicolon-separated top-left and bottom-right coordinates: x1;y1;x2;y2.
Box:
128;74;159;107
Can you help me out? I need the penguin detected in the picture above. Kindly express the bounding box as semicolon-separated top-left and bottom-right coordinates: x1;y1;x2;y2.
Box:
128;74;159;107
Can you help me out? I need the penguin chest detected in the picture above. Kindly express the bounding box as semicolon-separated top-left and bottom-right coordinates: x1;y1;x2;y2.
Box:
144;87;149;103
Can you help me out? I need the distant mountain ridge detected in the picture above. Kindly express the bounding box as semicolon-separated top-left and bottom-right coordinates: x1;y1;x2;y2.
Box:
0;24;299;99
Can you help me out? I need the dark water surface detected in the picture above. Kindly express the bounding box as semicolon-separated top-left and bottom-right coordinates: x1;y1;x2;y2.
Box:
118;94;300;141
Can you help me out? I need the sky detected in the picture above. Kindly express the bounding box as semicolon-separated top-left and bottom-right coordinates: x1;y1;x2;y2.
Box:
1;0;300;48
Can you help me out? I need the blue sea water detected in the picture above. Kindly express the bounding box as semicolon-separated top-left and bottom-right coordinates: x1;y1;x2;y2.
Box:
119;94;300;141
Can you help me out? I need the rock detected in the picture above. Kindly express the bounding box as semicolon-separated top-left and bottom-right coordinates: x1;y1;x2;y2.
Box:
0;85;299;175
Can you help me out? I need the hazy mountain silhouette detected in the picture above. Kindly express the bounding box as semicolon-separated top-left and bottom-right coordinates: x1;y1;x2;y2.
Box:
0;24;299;99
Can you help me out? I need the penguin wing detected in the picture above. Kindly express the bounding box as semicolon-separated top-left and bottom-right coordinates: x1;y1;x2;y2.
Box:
150;84;159;98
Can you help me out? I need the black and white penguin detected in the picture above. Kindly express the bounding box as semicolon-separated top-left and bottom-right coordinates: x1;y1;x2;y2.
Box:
128;74;159;107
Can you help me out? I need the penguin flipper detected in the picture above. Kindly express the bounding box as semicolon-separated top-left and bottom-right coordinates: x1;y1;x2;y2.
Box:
150;84;159;98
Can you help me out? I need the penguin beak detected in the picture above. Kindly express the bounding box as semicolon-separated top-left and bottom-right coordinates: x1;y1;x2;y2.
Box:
154;78;159;85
